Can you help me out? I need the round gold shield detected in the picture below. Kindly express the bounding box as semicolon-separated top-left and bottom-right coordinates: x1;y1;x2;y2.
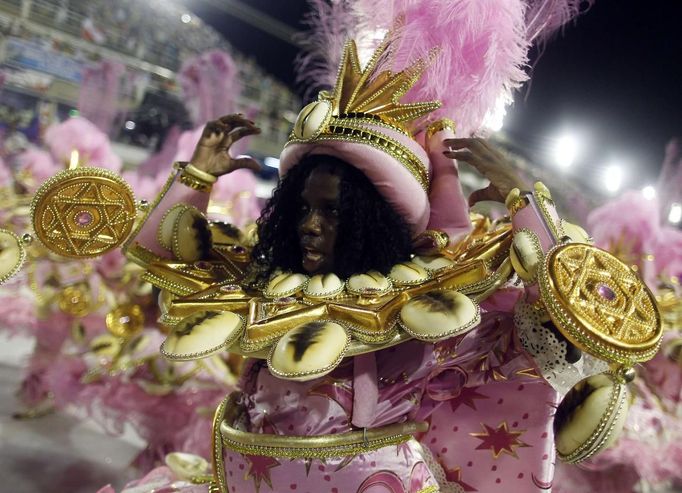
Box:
31;167;136;258
539;243;662;365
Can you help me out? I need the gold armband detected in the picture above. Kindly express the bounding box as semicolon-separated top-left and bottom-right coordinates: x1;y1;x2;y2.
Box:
178;162;217;193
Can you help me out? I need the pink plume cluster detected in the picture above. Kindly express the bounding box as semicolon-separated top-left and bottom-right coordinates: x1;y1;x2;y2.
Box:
368;0;529;136
179;50;241;127
44;116;122;171
78;59;126;134
296;0;593;136
295;0;360;97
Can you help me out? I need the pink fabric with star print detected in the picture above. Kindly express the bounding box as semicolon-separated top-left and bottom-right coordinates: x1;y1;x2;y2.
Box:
218;299;559;492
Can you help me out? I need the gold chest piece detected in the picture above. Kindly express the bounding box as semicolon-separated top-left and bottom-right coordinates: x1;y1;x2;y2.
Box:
31;167;136;258
539;243;662;365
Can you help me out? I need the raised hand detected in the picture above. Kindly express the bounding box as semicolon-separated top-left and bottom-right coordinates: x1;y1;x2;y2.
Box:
443;138;526;205
190;114;262;177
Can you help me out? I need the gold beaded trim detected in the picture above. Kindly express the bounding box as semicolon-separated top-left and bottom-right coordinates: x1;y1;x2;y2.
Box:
220;408;428;460
536;194;561;242
211;395;231;493
286;126;429;192
347;317;399;345
122;164;180;259
141;270;196;297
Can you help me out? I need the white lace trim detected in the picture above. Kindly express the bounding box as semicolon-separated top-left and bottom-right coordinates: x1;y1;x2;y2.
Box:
417;440;464;493
515;301;606;396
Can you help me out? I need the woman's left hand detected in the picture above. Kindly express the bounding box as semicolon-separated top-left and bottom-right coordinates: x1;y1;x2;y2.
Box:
443;138;526;205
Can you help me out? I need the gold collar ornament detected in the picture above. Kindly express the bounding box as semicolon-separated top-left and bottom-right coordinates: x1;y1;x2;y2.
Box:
31;167;137;258
150;223;512;381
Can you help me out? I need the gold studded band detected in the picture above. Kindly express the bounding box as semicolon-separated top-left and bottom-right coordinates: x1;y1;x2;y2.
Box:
286;124;429;192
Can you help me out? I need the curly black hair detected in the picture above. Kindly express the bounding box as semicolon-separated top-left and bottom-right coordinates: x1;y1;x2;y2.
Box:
250;154;413;282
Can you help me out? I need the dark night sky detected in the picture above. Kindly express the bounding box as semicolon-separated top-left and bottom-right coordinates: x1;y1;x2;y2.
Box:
186;0;682;191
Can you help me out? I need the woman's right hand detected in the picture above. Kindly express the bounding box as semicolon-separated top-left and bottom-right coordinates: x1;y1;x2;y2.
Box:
190;114;262;177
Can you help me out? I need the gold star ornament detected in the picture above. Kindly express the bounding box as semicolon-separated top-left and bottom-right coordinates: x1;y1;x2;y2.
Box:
539;243;662;365
31;167;137;258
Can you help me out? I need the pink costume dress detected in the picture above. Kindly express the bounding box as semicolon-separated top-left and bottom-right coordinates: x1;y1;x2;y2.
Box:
105;162;608;493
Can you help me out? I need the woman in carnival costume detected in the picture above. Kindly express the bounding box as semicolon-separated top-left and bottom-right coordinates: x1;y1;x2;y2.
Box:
76;10;664;490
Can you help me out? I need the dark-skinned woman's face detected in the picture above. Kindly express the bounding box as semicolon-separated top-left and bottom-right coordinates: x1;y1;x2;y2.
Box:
297;166;341;275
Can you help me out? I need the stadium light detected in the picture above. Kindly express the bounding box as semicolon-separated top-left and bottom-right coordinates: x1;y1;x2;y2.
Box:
642;185;656;200
603;164;623;194
553;134;579;168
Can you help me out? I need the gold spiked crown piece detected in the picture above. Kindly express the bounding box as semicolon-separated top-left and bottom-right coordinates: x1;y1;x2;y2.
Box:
290;37;442;141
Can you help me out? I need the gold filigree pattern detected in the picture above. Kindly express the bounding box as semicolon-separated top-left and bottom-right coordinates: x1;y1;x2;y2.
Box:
540;243;662;364
31;167;136;258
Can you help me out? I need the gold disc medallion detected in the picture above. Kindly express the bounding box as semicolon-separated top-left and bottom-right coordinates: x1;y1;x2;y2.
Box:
539;243;661;365
31;167;136;258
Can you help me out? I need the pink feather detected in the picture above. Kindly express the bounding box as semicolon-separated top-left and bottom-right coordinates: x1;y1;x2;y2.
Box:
179;49;241;127
369;0;529;136
525;0;595;44
295;0;359;98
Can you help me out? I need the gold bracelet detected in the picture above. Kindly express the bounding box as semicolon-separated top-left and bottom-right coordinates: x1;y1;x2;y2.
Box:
185;164;218;184
177;162;216;193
